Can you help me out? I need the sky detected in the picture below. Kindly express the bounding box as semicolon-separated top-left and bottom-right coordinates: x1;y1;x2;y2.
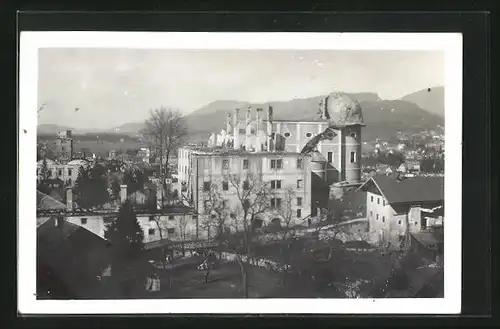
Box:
37;48;444;130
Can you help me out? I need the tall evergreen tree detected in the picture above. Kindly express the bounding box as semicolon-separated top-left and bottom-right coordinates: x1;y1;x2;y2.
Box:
104;200;145;280
73;165;110;209
73;166;92;209
39;158;51;182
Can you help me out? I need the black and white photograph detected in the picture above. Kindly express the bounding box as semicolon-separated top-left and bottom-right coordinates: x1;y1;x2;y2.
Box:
18;32;462;314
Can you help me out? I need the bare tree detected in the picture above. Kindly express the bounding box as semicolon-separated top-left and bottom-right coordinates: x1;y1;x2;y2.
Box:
267;188;298;242
225;172;272;298
178;215;189;257
202;178;230;247
150;215;173;288
142;107;188;181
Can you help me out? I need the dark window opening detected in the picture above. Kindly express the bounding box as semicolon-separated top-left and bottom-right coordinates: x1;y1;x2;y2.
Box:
297;158;304;169
243;159;249;169
296;209;302;218
167;228;175;234
169;215;175;221
222;159;229;169
284;132;291;138
271;198;282;209
271;180;282;189
203;182;211;191
80;218;87;225
305;132;313;138
327;152;333;163
148;229;155;236
297;180;303;188
243;180;249;190
297;197;302;206
222;181;229;191
271;159;283;169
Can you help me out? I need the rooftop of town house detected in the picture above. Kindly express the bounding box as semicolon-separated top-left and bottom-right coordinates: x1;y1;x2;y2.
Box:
37;217;111;296
183;145;308;157
358;174;444;204
36;203;196;218
37;190;66;211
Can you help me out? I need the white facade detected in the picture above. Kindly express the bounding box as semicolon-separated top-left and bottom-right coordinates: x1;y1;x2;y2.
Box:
37;159;89;186
50;211;198;243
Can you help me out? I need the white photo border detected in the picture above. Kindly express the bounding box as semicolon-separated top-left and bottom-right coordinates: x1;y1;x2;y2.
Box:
18;32;462;314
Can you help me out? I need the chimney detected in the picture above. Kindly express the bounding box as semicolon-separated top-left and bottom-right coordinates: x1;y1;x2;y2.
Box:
120;184;127;203
256;108;263;151
267;106;274;151
233;108;240;149
156;182;164;210
226;112;232;135
245;107;252;150
66;187;73;212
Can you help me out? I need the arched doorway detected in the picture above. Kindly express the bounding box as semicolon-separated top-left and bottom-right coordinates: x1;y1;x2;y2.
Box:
270;218;282;227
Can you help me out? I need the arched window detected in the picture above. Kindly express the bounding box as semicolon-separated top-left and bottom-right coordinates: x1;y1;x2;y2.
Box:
349;132;357;138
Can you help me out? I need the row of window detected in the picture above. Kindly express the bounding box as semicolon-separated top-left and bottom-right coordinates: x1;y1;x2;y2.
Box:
205;158;305;170
79;214;190;226
204;179;304;191
369;212;416;226
370;195;386;206
148;228;175;236
281;131;357;139
369;211;387;223
37;168;74;177
325;151;357;164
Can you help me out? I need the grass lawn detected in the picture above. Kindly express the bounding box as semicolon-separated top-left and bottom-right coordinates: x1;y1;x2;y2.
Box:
147;262;282;299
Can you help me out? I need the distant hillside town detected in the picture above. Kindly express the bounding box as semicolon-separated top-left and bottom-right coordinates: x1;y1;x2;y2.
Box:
36;91;444;300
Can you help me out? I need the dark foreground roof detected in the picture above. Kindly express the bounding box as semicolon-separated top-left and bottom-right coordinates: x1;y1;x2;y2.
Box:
37;218;111;298
370;175;444;204
37;190;66;210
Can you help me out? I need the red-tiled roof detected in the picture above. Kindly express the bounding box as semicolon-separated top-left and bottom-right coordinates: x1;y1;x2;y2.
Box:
370;175;444;204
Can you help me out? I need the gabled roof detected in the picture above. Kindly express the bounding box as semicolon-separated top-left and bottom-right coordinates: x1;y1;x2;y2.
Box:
359;175;444;204
37;190;66;210
37;218;111;296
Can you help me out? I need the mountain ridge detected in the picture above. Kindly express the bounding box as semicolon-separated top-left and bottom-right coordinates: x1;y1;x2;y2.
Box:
37;88;444;142
399;86;444;117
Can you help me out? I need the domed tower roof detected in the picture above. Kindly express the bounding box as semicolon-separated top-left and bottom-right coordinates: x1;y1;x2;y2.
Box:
319;92;364;126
